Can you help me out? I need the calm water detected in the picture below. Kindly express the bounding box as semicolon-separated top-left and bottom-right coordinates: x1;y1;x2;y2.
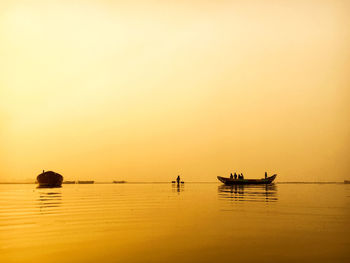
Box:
0;183;349;263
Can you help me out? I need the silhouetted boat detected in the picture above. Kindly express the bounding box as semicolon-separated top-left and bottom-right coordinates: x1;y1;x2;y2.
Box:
36;170;63;188
345;180;350;184
63;181;75;184
217;174;277;185
77;181;94;184
113;181;126;184
172;181;184;184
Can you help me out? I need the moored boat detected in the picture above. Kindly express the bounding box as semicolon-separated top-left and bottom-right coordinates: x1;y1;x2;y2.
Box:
217;174;277;185
77;180;94;184
63;181;76;184
113;180;126;184
36;170;63;188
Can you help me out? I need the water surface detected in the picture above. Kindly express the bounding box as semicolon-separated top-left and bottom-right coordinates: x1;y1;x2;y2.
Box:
0;183;349;263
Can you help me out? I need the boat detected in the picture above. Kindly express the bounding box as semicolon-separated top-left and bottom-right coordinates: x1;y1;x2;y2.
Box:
113;180;126;184
63;181;76;184
171;181;185;184
77;180;94;184
217;174;277;185
345;180;350;184
36;170;63;188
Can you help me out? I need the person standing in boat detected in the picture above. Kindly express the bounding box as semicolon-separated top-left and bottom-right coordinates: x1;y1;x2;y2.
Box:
234;173;237;180
241;173;244;179
230;173;233;179
176;175;181;184
265;172;267;179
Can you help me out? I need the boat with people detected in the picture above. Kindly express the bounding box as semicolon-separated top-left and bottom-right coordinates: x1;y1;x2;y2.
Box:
36;170;63;188
217;173;277;185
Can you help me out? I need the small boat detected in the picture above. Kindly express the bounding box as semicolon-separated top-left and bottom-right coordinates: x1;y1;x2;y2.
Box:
63;181;76;184
172;181;185;184
344;180;350;184
217;174;277;185
113;180;126;184
36;170;63;188
77;180;94;184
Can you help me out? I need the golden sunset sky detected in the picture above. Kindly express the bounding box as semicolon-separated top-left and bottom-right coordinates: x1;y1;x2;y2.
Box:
1;0;349;182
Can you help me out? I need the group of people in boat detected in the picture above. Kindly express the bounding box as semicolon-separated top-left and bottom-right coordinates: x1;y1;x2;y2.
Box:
230;172;244;180
229;171;269;180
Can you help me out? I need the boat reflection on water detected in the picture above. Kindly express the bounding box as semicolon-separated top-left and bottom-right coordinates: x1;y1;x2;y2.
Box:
218;184;278;202
37;190;62;214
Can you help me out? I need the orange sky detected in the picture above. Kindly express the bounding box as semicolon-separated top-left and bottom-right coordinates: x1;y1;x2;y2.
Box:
1;0;349;182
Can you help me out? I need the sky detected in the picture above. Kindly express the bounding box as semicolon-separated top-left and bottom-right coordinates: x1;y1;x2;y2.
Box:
1;0;349;182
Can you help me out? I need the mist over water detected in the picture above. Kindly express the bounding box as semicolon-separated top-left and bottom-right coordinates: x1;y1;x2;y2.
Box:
0;183;349;263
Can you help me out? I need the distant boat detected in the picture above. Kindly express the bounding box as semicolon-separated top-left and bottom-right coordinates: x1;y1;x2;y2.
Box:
77;181;94;184
63;181;75;184
172;181;184;184
345;180;350;184
36;170;63;188
217;174;277;185
113;181;126;184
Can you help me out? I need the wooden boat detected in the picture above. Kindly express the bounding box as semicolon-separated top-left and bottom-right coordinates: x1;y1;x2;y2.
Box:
77;180;94;184
36;170;63;188
113;180;126;184
217;174;277;185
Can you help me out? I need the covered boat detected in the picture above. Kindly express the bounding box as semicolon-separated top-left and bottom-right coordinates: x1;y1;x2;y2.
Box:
36;170;63;188
217;174;277;185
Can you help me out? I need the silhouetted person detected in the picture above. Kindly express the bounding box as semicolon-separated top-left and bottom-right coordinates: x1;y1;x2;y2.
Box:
176;175;180;185
238;174;241;179
234;173;237;180
241;173;244;179
265;172;267;179
230;173;233;179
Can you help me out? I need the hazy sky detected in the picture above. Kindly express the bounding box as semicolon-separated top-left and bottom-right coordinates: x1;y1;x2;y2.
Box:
1;0;349;182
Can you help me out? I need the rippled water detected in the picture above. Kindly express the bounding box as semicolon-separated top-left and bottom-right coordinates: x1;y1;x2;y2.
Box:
0;183;349;263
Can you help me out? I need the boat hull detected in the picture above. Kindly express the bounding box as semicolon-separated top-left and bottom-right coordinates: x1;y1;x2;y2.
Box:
77;181;94;184
37;171;63;188
217;174;277;185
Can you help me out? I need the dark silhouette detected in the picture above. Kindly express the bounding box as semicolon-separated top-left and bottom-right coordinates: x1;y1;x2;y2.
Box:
36;170;63;188
265;172;267;179
217;174;277;185
176;175;181;185
230;173;233;179
234;173;237;180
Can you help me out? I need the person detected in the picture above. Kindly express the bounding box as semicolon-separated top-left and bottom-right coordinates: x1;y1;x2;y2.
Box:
234;173;237;180
241;173;244;179
265;172;267;179
238;174;241;179
176;175;180;184
230;173;233;179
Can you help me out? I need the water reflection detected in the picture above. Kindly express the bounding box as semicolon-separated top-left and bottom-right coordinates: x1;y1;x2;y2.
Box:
172;183;185;193
218;184;278;202
37;190;62;214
